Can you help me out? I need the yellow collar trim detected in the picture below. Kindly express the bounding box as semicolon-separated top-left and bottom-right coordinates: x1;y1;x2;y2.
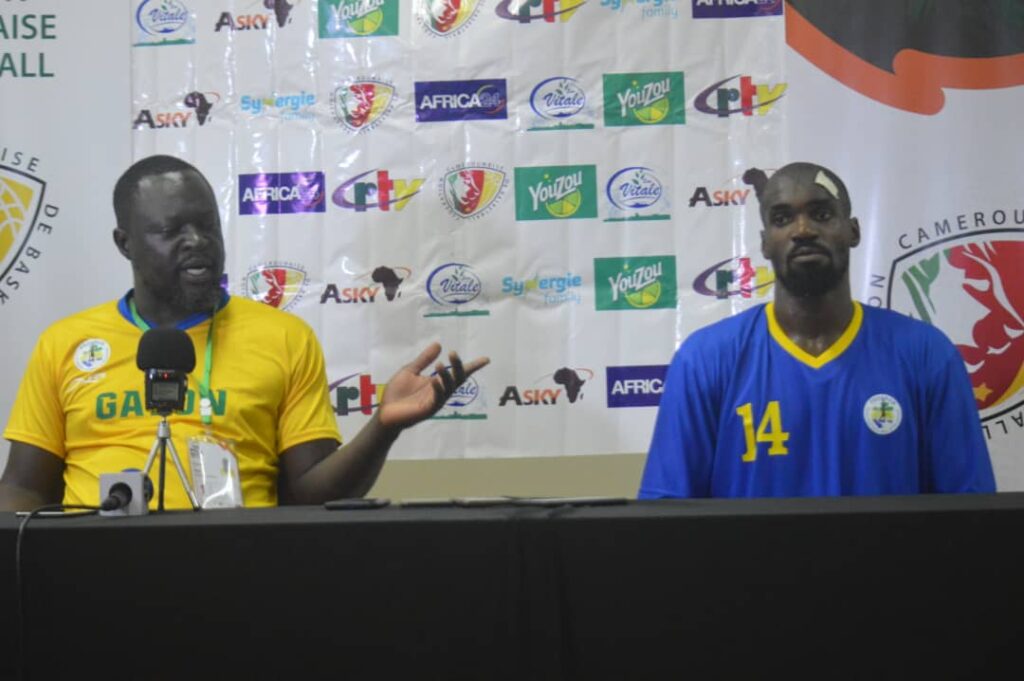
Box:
765;301;863;369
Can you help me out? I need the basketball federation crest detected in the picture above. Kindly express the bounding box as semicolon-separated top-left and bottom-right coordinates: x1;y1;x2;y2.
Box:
863;394;902;435
888;230;1024;422
0;166;45;287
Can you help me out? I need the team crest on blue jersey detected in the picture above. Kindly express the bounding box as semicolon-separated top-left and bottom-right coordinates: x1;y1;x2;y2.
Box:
74;339;111;372
863;394;902;435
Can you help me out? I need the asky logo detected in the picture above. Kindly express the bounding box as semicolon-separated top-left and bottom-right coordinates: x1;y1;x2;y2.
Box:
499;367;594;406
691;0;781;20
319;0;399;39
514;165;598;221
606;365;668;408
495;0;587;24
0;149;59;306
604;166;670;222
239;171;326;215
594;255;677;311
321;265;412;304
133;91;220;129
694;74;786;117
688;185;751;208
133;0;195;46
415;79;508;123
603;71;685;126
243;262;308;311
214;0;298;31
332;79;395;133
425;262;489;317
693;256;773;300
528;76;594;131
416;0;484;37
330;372;386;416
439;164;508;219
332;170;425;212
887;230;1024;429
786;0;1024;115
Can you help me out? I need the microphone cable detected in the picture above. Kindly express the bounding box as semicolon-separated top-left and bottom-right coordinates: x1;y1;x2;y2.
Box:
14;503;98;681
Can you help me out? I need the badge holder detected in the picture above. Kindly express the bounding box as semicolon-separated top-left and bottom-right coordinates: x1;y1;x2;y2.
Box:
187;397;244;509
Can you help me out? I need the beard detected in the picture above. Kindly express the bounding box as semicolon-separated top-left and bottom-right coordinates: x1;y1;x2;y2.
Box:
776;255;848;298
140;270;223;315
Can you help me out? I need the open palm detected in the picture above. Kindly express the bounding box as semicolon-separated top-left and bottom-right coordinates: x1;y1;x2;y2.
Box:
377;343;489;429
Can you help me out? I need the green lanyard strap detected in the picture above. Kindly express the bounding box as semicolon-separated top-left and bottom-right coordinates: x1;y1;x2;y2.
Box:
129;297;216;426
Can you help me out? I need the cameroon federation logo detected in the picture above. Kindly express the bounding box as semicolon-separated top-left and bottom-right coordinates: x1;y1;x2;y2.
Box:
439;164;508;219
786;0;1024;114
863;394;903;435
888;231;1024;422
243;262;309;311
416;0;483;36
332;79;396;133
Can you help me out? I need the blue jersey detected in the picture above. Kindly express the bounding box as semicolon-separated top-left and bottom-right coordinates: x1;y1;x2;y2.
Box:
640;302;995;498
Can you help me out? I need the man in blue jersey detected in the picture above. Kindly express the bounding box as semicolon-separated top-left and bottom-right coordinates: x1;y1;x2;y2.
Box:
640;162;995;498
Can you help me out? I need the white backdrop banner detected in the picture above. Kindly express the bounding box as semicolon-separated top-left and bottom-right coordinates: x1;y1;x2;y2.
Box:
2;1;1021;486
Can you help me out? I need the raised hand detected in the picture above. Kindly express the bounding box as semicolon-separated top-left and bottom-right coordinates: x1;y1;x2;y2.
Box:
377;342;490;429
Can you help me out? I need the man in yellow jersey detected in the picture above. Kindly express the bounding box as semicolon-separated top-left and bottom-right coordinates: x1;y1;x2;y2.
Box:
640;162;994;498
0;155;488;510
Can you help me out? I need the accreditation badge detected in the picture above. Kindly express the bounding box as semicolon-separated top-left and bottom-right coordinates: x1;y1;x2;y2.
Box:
188;433;243;509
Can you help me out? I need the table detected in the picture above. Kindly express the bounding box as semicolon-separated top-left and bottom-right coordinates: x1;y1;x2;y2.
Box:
2;494;1022;679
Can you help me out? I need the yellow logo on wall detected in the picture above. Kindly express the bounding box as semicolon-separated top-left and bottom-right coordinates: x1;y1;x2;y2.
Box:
0;157;57;306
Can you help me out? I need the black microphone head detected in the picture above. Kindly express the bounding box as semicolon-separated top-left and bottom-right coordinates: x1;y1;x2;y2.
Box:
136;328;196;372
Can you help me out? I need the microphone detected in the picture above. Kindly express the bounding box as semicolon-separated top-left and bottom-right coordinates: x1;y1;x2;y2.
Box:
99;469;154;517
137;328;196;414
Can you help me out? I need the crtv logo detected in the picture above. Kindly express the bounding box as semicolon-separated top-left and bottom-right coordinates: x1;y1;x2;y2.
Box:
594;255;677;311
332;79;396;133
604;166;670;222
238;172;327;215
332;170;425;212
694;74;787;117
439;164;509;220
496;0;588;23
319;0;399;38
425;262;489;317
693;256;774;299
415;80;508;122
603;72;685;126
692;0;782;19
133;91;219;129
416;0;484;37
528;76;594;131
514;165;598;221
606;365;668;408
330;372;386;416
133;0;195;46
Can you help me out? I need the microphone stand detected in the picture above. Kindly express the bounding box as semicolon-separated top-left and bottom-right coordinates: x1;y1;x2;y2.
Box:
141;408;201;511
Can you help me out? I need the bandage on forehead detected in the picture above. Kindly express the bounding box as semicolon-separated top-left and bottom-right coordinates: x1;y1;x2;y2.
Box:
814;170;840;200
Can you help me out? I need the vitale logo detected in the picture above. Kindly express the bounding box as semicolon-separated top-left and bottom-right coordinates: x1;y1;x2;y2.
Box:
604;166;670;222
133;0;195;46
527;76;595;131
425;262;490;317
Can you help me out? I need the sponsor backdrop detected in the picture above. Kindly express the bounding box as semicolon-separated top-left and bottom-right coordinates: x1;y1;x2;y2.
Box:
2;1;1022;487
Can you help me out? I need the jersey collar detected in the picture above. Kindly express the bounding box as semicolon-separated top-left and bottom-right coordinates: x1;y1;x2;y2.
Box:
118;289;230;331
765;301;863;369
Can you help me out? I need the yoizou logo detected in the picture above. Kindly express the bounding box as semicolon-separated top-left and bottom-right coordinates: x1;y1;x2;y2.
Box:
416;0;484;36
594;255;677;311
0;149;59;306
332;169;425;212
134;0;195;46
332;79;396;133
692;256;774;299
514;164;598;221
243;262;308;311
886;229;1024;434
319;0;399;39
603;71;686;126
499;367;594;406
238;171;327;215
528;76;594;130
439;164;508;219
604;166;669;222
495;0;588;24
425;262;489;317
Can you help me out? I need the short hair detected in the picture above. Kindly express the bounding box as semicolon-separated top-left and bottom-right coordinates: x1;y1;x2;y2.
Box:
743;162;852;218
112;155;213;229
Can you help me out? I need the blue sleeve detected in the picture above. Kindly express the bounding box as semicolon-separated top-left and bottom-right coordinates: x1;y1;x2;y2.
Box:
638;337;720;498
924;346;996;493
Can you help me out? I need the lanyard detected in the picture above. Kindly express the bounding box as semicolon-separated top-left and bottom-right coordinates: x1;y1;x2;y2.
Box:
129;297;216;426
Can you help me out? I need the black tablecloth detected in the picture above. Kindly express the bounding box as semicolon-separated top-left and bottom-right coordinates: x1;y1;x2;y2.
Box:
2;494;1022;680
